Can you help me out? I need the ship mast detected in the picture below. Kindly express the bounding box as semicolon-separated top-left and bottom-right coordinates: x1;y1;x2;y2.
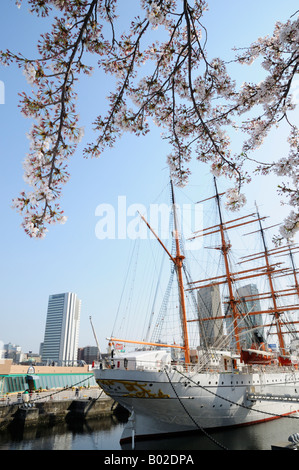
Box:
108;182;191;363
137;181;190;363
187;180;244;354
214;178;241;354
186;182;299;363
170;180;190;363
255;203;286;356
187;181;284;357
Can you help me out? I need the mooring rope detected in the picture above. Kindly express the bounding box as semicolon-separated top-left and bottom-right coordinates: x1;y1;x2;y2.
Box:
164;368;229;450
12;374;98;405
175;368;299;421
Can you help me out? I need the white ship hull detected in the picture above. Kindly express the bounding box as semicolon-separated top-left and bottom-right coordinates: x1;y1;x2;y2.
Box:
94;361;299;443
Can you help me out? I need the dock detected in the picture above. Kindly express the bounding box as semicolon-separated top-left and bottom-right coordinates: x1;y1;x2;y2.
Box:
0;388;121;431
0;360;128;431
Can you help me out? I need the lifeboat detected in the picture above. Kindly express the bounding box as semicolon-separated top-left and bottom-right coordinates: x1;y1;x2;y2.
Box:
241;343;275;365
278;355;299;367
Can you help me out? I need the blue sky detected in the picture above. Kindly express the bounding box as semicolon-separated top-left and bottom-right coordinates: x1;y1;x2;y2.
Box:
0;1;299;354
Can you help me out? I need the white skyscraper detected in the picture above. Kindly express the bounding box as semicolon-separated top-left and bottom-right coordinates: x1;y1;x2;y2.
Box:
42;293;81;365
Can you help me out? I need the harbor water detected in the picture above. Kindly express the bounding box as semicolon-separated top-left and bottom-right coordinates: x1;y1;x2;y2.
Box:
1;412;299;450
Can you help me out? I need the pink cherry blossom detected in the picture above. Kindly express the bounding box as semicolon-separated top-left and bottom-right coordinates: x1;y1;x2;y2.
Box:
1;1;298;242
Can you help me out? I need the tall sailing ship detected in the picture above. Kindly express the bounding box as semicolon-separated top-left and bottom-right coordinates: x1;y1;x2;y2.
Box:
93;179;299;444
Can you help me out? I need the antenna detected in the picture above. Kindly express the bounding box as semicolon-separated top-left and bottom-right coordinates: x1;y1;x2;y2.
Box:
89;316;102;361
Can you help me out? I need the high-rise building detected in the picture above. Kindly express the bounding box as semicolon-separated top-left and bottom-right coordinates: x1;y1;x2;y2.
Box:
41;293;81;365
3;343;23;363
225;284;263;349
197;285;224;347
236;284;263;347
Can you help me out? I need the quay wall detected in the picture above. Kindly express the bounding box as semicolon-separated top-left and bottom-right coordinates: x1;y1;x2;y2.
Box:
0;396;120;431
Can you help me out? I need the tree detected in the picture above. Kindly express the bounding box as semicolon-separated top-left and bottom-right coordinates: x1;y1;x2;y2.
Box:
1;0;299;242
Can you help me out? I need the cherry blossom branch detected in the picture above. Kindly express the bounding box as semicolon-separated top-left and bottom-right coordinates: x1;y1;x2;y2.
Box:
2;0;102;237
1;1;299;243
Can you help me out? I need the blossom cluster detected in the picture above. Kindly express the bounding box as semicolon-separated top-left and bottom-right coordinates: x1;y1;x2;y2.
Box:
86;0;241;194
225;188;246;212
2;0;104;237
234;15;299;240
1;1;299;242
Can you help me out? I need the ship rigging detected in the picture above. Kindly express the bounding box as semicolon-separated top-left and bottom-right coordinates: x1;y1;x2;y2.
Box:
107;179;299;365
94;179;299;444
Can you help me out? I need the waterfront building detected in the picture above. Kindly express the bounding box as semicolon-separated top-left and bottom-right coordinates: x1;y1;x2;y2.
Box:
237;284;261;314
0;359;96;398
41;293;81;365
197;285;224;347
225;284;263;348
78;346;100;364
237;284;263;347
20;352;42;365
3;343;23;363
